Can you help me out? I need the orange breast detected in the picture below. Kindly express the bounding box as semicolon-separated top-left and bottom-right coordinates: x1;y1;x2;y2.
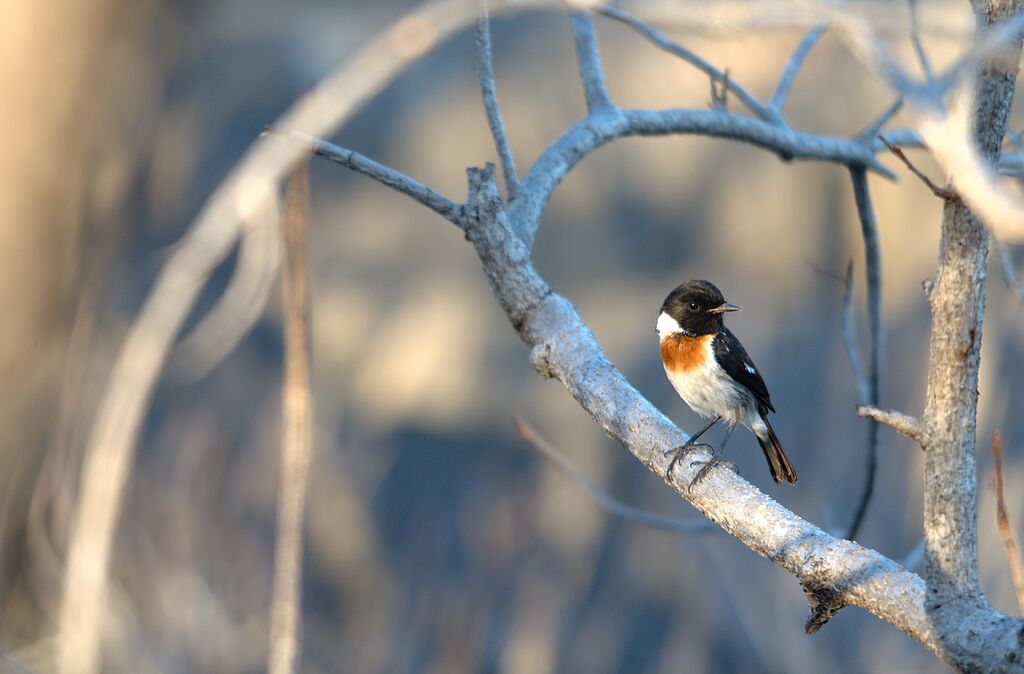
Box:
660;333;713;374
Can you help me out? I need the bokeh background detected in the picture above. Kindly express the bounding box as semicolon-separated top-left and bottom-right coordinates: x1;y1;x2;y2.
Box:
2;1;1023;672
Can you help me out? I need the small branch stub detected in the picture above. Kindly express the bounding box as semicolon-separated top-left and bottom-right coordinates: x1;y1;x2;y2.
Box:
803;585;848;634
857;405;926;445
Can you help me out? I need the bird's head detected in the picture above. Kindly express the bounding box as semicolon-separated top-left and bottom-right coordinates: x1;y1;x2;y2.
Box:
657;280;740;339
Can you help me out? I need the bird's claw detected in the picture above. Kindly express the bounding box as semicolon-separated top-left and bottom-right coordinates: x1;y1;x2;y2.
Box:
666;441;713;481
686;456;736;489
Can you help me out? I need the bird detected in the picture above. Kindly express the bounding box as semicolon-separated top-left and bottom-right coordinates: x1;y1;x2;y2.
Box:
656;280;797;487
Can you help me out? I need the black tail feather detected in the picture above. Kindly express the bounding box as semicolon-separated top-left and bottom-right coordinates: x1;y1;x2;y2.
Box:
756;419;797;484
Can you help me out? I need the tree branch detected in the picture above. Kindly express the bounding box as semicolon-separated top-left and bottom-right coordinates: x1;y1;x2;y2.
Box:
771;23;828;115
514;417;714;533
476;1;523;201
263;128;465;225
456;163;1022;669
845;168;883;542
878;134;957;200
569;11;614;113
596;5;773;121
510;108;894;247
856;405;925;444
919;0;1024;613
992;431;1024;614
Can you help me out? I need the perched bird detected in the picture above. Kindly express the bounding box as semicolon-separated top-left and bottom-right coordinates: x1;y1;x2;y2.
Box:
657;280;797;486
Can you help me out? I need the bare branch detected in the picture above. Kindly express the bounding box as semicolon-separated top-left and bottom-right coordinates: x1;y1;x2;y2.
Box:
476;1;523;200
569;11;614;113
457;162;1024;668
856;405;925;444
994;239;1024;301
597;5;773;121
771;23;828;114
514;417;714;533
511;108;895;246
845;168;883;542
907;0;933;81
991;431;1024;614
878;134;957;200
859;98;903;140
265;128;465;225
268;163;314;674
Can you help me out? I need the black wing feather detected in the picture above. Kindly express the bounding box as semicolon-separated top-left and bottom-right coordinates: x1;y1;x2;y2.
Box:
713;328;775;413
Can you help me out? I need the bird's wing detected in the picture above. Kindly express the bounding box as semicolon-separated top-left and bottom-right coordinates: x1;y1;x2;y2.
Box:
713;328;775;413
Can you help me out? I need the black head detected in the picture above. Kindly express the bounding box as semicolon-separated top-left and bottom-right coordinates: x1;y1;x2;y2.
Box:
657;280;740;337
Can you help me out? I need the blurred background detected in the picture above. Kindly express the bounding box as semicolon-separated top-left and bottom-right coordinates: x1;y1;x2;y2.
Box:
1;0;1023;672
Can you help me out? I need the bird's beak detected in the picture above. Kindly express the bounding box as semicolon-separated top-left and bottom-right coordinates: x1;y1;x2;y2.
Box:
708;302;741;314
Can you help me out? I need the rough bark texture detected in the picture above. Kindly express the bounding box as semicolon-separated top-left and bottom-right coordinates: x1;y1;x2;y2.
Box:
920;0;1023;649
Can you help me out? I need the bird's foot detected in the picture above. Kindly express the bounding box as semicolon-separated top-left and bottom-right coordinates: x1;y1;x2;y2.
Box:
665;441;713;481
686;455;736;490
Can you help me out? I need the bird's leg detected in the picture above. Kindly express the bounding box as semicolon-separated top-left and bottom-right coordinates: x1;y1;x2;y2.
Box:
688;423;737;489
666;416;720;479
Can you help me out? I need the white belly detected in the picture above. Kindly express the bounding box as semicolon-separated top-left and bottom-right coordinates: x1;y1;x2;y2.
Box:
665;356;753;427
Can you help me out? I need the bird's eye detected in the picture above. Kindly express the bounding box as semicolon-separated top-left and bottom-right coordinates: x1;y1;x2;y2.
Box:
688;301;698;311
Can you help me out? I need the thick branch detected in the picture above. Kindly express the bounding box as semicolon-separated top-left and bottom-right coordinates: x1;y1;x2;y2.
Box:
476;3;523;200
771;23;828;114
265;128;464;225
569;12;613;113
921;0;1024;611
456;163;1024;670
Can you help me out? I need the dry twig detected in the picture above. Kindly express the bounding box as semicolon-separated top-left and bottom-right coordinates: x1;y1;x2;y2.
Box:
992;431;1024;614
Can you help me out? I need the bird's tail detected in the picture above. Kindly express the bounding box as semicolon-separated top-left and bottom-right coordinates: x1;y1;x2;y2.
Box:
755;417;797;484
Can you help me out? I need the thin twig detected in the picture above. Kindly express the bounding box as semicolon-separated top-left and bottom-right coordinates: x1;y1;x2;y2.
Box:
263;128;465;224
476;0;523;200
991;431;1024;614
268;163;314;674
569;11;614;113
907;0;933;82
514;417;714;533
845;167;883;542
596;5;774;121
771;23;828;114
878;134;956;200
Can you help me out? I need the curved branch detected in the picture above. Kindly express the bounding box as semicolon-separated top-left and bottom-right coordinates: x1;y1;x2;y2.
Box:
458;163;1023;670
511;108;894;246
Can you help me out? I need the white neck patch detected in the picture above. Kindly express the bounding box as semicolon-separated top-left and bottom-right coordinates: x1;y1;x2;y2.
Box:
656;312;682;339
